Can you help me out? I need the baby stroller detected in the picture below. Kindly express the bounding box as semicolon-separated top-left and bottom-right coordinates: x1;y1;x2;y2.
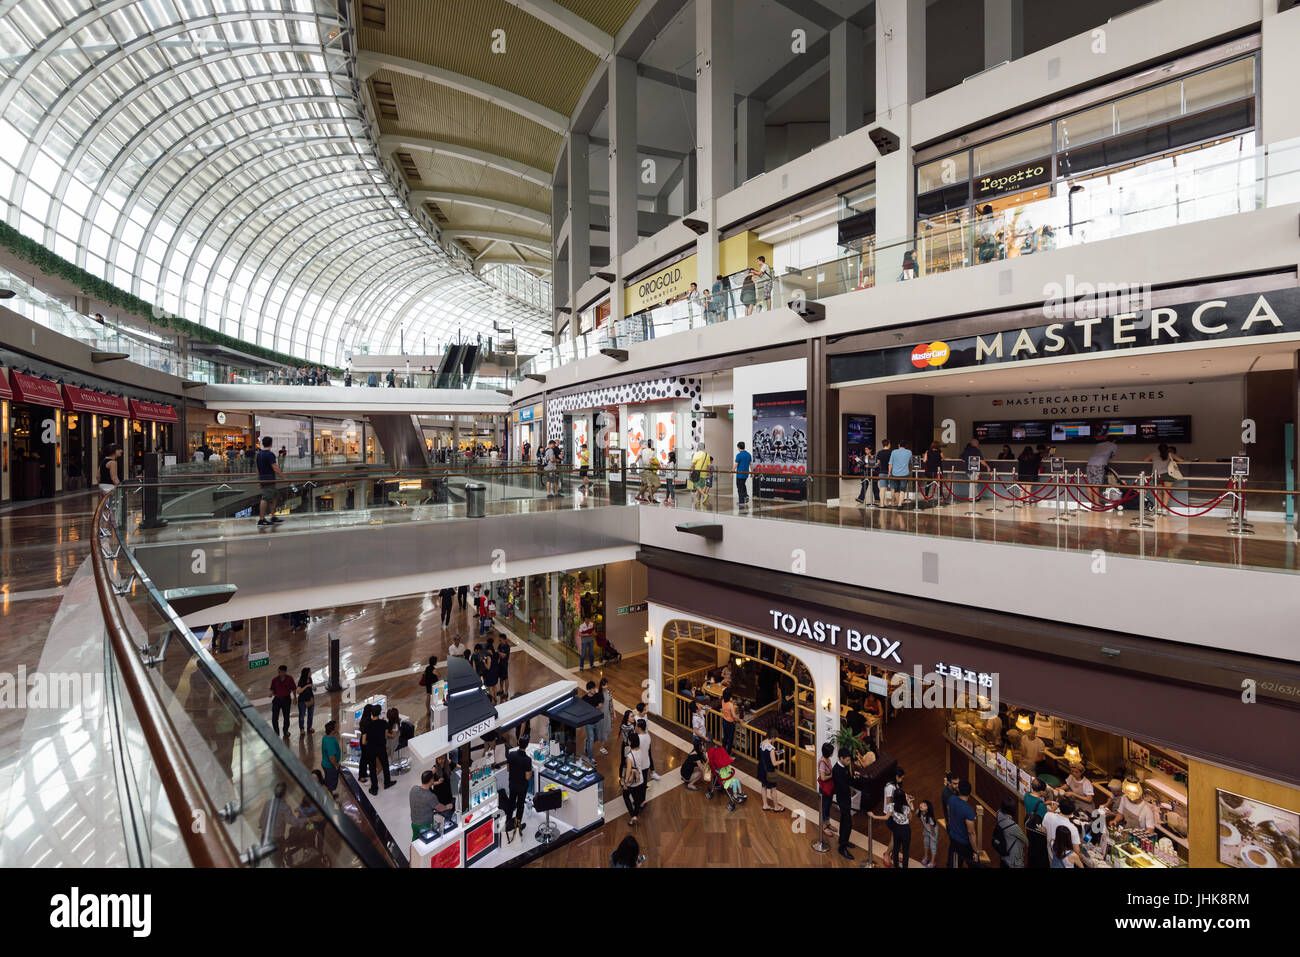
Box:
705;745;747;811
596;634;622;664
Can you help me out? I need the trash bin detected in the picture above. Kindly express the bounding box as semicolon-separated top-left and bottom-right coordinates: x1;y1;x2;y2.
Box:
465;482;486;518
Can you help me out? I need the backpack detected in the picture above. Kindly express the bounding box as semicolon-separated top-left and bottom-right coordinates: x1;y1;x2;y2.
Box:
991;821;1010;857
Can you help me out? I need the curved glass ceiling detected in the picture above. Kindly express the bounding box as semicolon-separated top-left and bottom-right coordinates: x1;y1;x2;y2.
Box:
0;0;550;365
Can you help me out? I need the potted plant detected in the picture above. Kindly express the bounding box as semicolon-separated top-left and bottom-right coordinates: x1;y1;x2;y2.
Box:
832;725;871;761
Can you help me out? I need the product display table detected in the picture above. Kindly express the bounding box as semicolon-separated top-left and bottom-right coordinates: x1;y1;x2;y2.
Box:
534;754;604;833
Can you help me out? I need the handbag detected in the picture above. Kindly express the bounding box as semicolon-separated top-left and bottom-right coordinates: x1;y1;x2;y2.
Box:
689;469;700;483
622;755;643;789
1166;457;1184;481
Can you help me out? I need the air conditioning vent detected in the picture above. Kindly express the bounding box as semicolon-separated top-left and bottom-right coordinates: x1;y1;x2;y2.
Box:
370;79;399;121
360;0;386;30
426;202;450;225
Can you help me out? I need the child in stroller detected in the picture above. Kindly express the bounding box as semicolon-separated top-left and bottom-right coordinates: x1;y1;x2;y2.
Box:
596;633;622;664
705;745;747;811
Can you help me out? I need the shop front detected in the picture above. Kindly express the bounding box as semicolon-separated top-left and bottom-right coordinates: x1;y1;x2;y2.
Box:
61;385;130;491
512;403;542;461
0;368;10;501
7;371;65;500
642;548;1300;868
486;564;608;669
129;399;178;475
913;42;1258;277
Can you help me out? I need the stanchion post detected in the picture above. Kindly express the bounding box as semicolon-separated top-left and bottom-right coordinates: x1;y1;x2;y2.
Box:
984;468;1005;513
1130;471;1154;529
811;799;830;854
1048;472;1071;523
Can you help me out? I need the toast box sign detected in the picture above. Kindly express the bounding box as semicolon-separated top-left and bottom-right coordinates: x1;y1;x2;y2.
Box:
768;609;902;664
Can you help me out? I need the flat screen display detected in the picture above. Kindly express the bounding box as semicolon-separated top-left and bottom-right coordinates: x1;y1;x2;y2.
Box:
975;416;1191;445
464;817;496;864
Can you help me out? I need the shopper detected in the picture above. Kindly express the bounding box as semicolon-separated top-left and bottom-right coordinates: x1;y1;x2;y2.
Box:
410;770;442;839
732;441;752;507
740;268;758;315
635;440;659;503
362;703;395;795
295;666;315;736
98;443;122;493
319;721;341;795
448;635;466;659
482;638;500;701
758;727;785;812
439;586;454;626
504;737;532;841
1086;424;1119;505
496;634;511;702
577;615;596;670
622;730;650;824
757;255;775;311
1043;796;1082;854
888;439;913;507
543;439;560;497
922;440;944;498
816;742;836;838
720;689;737;754
689;699;710;752
853;443;875;504
582;680;603;759
832;748;855;860
1050;825;1083;868
635;717;661;781
869;786;913;869
1024;777;1049;825
958;438;990;504
457;583;468;610
917;799;939;868
1144;442;1187;504
940;772;959;818
269;665;295;738
577;442;591;493
946;780;977;867
994;797;1027;868
709;274;729;323
1016;445;1042;491
420;655;439;720
255;435;285;527
610;835;645;867
662;450;678;504
871;440;892;507
589;676;611;754
680;740;707;790
617;709;636;777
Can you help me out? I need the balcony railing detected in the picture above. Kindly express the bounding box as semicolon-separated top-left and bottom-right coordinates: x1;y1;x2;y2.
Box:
521;134;1300;379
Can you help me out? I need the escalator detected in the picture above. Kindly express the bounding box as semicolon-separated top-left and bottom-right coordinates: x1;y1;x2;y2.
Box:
459;343;482;387
367;414;431;468
435;344;466;388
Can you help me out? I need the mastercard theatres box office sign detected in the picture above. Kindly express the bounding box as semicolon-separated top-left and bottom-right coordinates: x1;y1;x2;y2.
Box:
828;287;1300;384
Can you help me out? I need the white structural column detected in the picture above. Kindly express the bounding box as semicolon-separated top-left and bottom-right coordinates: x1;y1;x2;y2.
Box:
737;97;765;183
694;0;735;289
873;0;925;286
552;143;569;336
983;0;1024;69
829;19;865;140
608;55;639;331
568;131;592;342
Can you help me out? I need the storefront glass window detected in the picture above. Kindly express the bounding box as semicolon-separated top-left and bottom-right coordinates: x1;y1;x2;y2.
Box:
1058;101;1115;151
917;153;969;195
1182;57;1254;113
972;124;1053;178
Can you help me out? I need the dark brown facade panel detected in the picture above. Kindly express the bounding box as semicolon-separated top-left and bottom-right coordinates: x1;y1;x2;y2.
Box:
644;561;1300;787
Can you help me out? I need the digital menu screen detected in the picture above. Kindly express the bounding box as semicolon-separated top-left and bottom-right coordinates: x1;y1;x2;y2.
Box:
976;416;1191;445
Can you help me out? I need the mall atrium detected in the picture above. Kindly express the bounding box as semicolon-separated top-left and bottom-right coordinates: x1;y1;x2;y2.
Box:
1;0;1299;892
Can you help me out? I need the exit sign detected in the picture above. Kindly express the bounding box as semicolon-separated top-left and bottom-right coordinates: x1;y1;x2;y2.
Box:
617;602;647;616
248;655;270;670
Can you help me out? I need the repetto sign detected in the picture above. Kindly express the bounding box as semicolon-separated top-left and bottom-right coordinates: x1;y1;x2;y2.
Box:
767;610;902;664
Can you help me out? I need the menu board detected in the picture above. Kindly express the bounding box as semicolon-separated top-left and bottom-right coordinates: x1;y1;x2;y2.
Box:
976;416;1191;445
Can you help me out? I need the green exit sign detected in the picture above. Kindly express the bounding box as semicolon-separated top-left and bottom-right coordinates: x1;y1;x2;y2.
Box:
617;602;647;616
248;655;270;670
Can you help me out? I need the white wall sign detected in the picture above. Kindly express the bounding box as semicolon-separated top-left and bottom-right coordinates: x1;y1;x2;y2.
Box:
767;609;902;663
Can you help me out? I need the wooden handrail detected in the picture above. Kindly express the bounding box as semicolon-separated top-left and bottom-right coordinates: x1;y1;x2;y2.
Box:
91;492;242;868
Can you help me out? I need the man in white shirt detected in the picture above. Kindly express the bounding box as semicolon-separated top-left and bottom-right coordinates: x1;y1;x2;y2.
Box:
1061;764;1095;809
1017;725;1047;774
1042;797;1082;853
448;637;466;659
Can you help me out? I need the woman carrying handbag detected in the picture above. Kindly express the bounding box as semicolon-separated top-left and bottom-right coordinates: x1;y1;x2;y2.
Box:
622;731;649;824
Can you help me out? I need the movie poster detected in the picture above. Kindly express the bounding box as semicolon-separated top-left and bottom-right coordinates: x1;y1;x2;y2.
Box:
842;413;876;476
752;390;807;501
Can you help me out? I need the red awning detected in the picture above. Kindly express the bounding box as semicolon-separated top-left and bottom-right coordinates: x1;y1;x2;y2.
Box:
129;398;178;423
9;372;67;408
0;369;11;401
62;385;130;417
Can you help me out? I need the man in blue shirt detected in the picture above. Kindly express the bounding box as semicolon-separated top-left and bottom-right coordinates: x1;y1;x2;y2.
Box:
734;441;753;507
946;780;977;867
255;435;285;527
888;439;913;507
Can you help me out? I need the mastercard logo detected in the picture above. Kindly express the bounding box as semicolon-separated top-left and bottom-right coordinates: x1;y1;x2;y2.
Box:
911;341;950;368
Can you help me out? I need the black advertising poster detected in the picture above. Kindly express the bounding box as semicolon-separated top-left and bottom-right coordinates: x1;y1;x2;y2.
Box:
842;413;876;475
829;287;1300;385
753;390;807;501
